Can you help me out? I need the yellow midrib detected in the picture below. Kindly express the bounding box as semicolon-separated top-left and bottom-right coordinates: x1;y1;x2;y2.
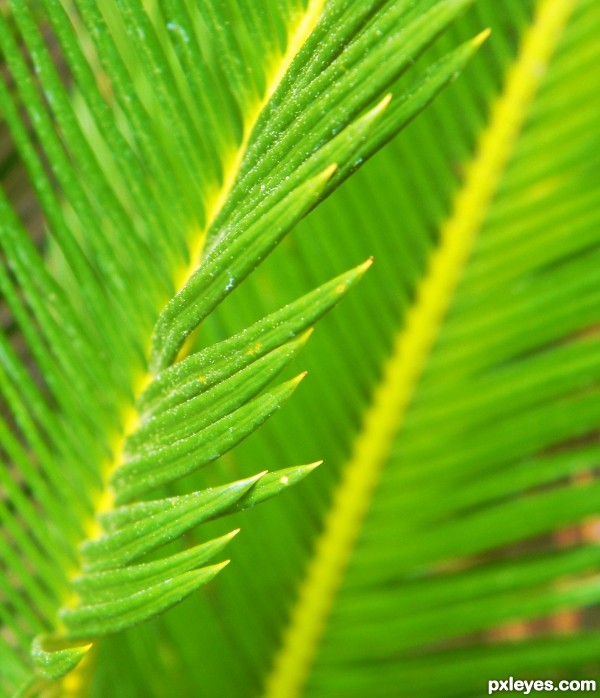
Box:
175;0;328;292
83;0;328;532
58;1;328;692
262;1;576;695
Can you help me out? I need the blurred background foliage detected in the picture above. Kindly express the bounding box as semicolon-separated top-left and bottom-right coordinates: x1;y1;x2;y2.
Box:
1;0;599;697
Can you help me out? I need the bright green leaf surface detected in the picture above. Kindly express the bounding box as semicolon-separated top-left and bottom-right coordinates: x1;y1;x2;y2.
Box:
1;0;598;697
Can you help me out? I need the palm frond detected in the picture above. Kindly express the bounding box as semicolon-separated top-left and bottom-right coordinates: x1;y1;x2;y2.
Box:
86;0;600;696
270;1;600;694
0;0;481;695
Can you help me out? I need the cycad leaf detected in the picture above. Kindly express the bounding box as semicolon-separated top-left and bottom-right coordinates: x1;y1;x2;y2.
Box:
0;0;478;694
85;0;600;697
265;1;600;696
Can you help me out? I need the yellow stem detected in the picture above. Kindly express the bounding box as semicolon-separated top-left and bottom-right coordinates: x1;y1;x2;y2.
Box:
83;0;328;540
58;1;328;693
262;1;576;695
174;0;328;292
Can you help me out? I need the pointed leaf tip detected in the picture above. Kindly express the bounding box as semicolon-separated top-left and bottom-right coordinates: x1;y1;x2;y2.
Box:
334;259;373;296
62;563;232;639
277;461;322;486
321;163;338;181
473;27;492;47
370;93;393;118
300;327;315;342
31;636;92;679
229;462;321;514
73;530;240;602
292;371;308;386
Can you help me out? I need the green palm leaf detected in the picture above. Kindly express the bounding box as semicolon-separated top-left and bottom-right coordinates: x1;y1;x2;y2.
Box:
0;1;488;696
74;0;600;696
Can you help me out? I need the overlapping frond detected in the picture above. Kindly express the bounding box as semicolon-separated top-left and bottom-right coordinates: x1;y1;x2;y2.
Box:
273;1;600;695
0;0;483;695
85;0;600;696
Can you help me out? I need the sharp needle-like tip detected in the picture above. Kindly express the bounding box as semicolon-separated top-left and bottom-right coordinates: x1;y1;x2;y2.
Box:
473;27;491;47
